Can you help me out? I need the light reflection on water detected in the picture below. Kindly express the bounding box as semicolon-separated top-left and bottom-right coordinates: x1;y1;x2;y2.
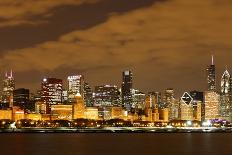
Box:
0;133;232;155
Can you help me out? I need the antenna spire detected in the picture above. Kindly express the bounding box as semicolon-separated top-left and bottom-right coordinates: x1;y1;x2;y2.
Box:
211;55;214;65
10;69;13;78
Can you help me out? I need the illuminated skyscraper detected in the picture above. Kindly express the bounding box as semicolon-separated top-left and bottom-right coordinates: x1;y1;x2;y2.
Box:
83;82;93;107
163;88;177;120
147;92;162;109
163;88;175;108
206;55;216;91
41;78;63;113
220;70;232;120
67;75;84;103
221;70;231;94
2;70;15;107
94;85;120;107
180;92;194;121
204;91;220;120
132;89;146;110
121;70;133;111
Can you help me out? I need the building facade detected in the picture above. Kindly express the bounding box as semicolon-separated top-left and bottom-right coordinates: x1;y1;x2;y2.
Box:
121;70;133;111
41;78;63;114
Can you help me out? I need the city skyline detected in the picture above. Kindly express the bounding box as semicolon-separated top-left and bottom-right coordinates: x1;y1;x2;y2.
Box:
1;54;232;98
0;0;232;96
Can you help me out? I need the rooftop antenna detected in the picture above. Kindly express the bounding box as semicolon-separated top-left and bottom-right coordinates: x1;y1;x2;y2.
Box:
211;54;214;65
10;69;13;78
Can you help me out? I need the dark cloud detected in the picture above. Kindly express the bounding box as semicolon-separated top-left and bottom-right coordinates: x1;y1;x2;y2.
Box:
0;0;165;53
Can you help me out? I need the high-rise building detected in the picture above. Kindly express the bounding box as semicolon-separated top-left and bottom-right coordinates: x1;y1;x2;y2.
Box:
67;75;84;103
162;88;176;120
163;88;175;108
13;88;29;111
93;85;120;107
147;92;162;109
220;70;232;120
221;70;231;94
41;78;63;114
180;92;194;121
204;91;220;120
2;71;15;107
180;101;193;121
121;70;133;111
190;91;204;121
83;82;93;107
132;89;146;110
207;55;216;91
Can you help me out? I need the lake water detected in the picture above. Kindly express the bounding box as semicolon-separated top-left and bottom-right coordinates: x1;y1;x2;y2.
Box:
0;133;231;155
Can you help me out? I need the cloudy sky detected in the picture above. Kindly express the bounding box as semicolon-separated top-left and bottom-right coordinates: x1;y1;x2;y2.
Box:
0;0;232;96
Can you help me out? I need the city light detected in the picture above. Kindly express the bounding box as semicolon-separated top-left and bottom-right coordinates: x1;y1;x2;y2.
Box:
0;56;232;131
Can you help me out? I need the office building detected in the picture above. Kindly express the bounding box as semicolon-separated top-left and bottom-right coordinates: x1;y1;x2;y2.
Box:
220;70;232;120
94;85;120;107
121;70;133;111
204;91;220;120
2;71;15;107
67;75;84;103
13;88;29;111
206;55;216;91
83;82;93;107
41;78;63;113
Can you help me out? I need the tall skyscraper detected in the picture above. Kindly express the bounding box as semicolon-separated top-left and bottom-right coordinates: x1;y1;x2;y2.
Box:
121;70;133;111
221;70;231;94
2;70;15;107
94;85;120;107
41;78;63;113
206;55;216;91
204;91;220;120
132;89;146;110
83;82;93;107
162;88;175;108
148;92;162;109
220;70;232;120
180;92;194;121
13;88;29;111
67;75;84;103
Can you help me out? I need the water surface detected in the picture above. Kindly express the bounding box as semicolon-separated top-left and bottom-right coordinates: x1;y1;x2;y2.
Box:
0;133;231;155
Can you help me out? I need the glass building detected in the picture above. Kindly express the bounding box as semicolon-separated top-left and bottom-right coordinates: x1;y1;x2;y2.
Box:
206;55;216;91
94;85;120;107
2;70;15;108
41;78;63;114
121;70;133;111
67;75;84;103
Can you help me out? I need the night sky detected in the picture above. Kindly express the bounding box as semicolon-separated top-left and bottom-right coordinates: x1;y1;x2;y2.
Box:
0;0;232;96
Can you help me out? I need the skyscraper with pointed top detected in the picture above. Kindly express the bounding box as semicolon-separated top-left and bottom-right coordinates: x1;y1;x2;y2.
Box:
220;69;232;120
221;70;231;94
2;70;15;107
206;55;216;91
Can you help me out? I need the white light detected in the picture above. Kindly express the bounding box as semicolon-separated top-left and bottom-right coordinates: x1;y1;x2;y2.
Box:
187;121;192;126
43;78;47;82
202;120;212;127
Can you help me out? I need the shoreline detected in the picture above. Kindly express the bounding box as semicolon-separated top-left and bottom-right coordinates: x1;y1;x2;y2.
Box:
1;127;232;133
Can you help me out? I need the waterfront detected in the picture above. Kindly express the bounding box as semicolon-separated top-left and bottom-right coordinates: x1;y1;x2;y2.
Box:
1;133;232;155
1;127;232;133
